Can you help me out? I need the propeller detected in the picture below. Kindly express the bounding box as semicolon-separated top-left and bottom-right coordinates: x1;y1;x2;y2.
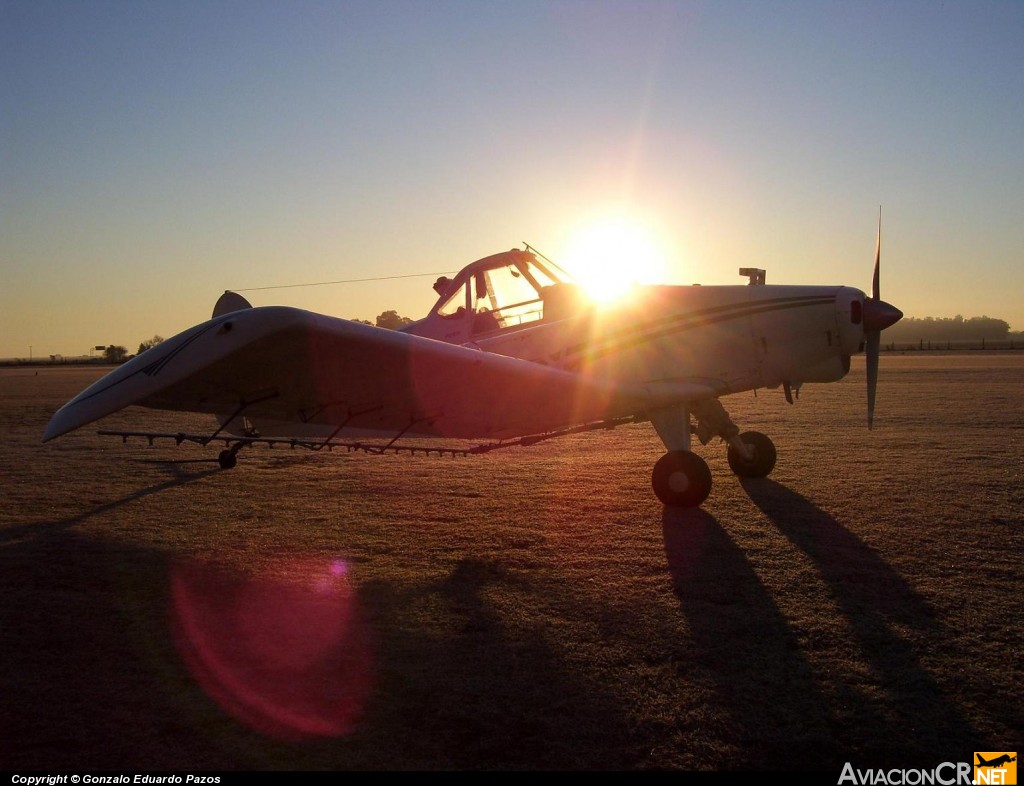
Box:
862;209;903;429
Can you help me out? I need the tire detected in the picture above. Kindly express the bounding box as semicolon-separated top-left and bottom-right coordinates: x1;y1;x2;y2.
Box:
651;450;712;508
727;431;777;478
218;449;237;470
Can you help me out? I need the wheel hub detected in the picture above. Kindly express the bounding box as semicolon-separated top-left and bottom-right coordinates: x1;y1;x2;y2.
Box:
667;471;690;493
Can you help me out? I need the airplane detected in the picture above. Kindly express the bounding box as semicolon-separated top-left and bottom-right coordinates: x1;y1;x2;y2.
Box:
977;755;1017;768
43;230;902;508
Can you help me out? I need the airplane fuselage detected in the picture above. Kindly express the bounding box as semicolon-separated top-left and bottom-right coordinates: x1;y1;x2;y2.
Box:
409;282;869;401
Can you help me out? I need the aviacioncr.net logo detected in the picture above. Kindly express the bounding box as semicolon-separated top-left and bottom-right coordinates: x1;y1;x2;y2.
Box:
974;753;1017;785
838;762;973;785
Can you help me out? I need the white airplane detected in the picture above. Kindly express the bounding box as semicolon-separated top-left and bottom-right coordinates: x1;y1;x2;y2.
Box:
43;237;901;507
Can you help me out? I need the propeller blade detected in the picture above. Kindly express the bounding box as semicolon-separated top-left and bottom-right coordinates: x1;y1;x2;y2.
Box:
864;207;900;429
872;207;881;300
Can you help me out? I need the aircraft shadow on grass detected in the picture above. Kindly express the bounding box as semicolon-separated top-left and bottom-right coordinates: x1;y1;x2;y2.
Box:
661;507;842;768
0;527;641;769
0;533;221;769
352;558;640;769
0;464;219;544
737;478;983;762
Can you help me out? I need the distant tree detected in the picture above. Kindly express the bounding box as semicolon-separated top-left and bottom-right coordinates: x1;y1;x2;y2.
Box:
375;310;413;330
137;335;165;355
351;318;373;326
103;345;128;363
886;315;1010;343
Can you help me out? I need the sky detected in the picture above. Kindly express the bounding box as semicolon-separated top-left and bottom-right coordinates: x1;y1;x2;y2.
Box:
2;0;1022;359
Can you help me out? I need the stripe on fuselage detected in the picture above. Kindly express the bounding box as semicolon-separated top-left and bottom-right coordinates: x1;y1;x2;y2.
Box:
560;294;837;368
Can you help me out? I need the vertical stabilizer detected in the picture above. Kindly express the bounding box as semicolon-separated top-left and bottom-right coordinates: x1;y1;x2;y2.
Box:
213;291;252;318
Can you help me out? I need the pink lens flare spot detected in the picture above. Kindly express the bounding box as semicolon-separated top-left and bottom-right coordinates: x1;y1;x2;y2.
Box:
171;556;373;740
330;559;348;577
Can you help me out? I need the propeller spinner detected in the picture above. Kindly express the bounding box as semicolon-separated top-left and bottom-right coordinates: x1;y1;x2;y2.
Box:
864;211;903;429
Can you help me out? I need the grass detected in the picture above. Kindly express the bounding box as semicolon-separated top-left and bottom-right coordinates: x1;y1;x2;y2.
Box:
1;356;1021;770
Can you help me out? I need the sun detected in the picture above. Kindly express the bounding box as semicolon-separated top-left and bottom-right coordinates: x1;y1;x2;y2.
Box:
560;215;669;304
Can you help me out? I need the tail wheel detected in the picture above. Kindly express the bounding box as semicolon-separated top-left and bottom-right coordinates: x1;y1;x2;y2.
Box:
652;450;712;508
727;431;777;478
218;449;238;470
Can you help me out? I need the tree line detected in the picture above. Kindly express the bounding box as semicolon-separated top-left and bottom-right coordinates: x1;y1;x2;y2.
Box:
883;315;1021;343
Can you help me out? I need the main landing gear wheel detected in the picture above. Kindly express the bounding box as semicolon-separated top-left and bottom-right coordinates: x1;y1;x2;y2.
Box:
218;449;238;470
727;431;777;478
652;450;712;508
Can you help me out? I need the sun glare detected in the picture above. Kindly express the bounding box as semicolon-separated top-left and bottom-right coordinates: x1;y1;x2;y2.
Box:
561;215;669;304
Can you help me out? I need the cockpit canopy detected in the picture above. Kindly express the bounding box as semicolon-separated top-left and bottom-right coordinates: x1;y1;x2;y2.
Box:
431;248;582;333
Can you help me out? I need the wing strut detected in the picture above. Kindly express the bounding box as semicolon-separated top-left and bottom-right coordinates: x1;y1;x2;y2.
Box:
375;414;438;454
315;414;357;451
205;391;279;444
313;403;386;451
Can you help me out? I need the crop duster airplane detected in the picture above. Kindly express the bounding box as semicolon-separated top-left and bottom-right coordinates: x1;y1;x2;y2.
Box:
44;234;901;508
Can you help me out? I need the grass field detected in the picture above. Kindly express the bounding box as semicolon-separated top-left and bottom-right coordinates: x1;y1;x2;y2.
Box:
1;356;1021;770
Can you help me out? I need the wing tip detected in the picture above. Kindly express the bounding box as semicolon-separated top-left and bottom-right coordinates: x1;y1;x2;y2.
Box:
42;410;74;442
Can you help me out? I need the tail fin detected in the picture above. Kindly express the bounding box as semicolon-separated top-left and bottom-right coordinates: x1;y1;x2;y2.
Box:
212;291;254;435
212;291;252;318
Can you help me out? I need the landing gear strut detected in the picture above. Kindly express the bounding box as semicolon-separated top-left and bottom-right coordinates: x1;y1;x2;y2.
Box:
649;399;778;507
726;431;777;478
649;404;712;507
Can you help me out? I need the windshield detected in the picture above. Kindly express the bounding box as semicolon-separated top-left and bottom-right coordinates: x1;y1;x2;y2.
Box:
477;265;539;328
437;281;469;318
431;250;579;331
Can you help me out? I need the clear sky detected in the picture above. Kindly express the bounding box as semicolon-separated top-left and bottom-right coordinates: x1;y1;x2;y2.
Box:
2;0;1022;359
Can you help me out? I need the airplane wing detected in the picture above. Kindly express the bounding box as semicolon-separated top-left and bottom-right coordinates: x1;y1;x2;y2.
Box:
44;307;717;443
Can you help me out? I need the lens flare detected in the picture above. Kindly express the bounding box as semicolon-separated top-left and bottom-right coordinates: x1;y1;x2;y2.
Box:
171;556;373;740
